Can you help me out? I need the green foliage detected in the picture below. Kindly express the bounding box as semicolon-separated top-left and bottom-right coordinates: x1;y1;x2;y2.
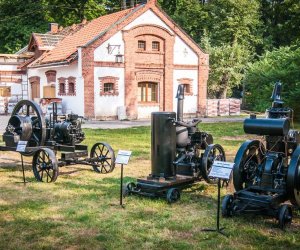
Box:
0;0;48;53
203;39;251;98
0;0;121;53
244;45;300;119
260;0;300;50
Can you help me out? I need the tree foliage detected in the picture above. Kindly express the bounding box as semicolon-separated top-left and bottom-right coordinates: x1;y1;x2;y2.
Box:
244;45;300;119
0;0;299;113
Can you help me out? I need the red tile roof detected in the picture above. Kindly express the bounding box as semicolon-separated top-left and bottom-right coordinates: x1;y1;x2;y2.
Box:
39;8;136;65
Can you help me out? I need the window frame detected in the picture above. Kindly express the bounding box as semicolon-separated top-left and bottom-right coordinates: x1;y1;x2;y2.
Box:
138;82;158;103
152;41;160;51
138;40;146;51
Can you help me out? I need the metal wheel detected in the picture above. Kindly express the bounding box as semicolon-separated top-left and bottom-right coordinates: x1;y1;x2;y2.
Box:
278;204;292;229
233;140;265;191
201;144;226;183
123;182;138;196
222;194;234;217
286;146;300;206
10;100;46;151
90;142;115;173
166;188;180;203
32;148;58;182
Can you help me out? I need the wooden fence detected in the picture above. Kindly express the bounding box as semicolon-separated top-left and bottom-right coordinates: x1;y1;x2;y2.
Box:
206;98;241;116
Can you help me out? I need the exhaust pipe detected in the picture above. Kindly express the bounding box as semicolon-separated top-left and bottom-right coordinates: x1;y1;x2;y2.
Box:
176;84;185;121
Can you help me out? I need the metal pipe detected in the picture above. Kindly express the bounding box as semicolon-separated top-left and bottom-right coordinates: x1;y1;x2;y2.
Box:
176;84;185;122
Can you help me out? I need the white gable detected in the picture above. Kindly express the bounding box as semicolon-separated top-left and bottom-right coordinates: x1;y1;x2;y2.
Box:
174;36;198;65
124;9;173;33
94;31;124;62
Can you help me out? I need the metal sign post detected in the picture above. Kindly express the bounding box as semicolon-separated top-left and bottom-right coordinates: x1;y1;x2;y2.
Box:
16;141;28;184
115;150;132;208
202;161;234;236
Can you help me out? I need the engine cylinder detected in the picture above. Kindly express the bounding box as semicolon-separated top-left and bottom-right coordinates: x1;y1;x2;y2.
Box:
151;112;176;178
244;118;290;136
176;126;189;148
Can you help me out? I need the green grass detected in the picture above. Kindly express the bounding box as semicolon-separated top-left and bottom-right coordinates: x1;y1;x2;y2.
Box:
0;122;300;249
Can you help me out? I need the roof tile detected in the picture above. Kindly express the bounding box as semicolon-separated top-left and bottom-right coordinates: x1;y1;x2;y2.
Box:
40;8;135;64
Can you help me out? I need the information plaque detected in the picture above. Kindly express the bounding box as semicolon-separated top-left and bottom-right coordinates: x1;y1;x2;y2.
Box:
208;161;234;180
115;150;132;165
16;141;28;153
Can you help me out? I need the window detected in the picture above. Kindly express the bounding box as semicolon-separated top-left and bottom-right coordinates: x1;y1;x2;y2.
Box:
138;82;158;103
183;84;191;94
99;76;119;96
67;77;76;96
152;41;160;51
138;40;146;50
59;82;66;95
69;82;75;94
177;78;193;96
103;83;114;93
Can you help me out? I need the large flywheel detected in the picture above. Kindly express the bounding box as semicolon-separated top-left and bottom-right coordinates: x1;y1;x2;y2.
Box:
233;140;265;191
9;100;46;148
286;146;300;207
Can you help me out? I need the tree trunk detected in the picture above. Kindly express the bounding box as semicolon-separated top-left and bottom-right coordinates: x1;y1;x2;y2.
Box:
121;0;127;9
218;73;229;99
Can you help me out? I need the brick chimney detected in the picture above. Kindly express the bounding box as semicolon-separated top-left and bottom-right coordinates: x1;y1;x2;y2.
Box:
49;23;59;33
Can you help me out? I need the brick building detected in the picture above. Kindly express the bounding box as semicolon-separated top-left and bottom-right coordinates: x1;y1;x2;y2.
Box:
4;0;209;119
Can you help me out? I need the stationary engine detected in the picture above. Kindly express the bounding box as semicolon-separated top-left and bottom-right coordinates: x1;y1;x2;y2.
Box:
3;100;85;148
173;85;224;181
127;84;226;202
222;82;300;229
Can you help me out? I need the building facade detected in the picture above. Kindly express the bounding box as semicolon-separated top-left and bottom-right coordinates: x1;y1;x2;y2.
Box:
1;0;209;119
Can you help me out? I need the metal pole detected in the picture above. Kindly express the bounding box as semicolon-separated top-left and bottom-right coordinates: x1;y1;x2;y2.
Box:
217;178;221;231
120;164;124;207
21;154;26;184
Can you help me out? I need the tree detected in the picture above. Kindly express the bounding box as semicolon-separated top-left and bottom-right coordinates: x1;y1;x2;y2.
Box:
260;0;300;50
244;44;300;120
0;0;48;53
201;34;251;98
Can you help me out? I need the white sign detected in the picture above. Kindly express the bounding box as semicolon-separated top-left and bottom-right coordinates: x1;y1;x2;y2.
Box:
115;150;132;165
16;141;28;152
208;161;235;180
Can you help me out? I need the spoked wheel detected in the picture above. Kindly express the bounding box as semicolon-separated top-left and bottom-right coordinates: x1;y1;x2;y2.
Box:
90;142;115;173
222;194;234;217
8;100;46;156
286;146;300;207
278;204;292;229
166;188;180;203
201;144;226;184
233;140;265;191
32;148;58;182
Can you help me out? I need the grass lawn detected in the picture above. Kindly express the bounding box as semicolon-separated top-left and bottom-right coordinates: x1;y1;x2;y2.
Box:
1;122;300;249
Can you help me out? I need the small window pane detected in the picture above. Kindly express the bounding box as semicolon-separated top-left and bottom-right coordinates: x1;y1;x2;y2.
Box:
69;82;75;94
59;83;65;94
152;41;159;51
138;40;146;50
104;83;114;93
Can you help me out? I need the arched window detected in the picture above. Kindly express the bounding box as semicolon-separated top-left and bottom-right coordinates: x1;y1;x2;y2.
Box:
138;82;158;103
